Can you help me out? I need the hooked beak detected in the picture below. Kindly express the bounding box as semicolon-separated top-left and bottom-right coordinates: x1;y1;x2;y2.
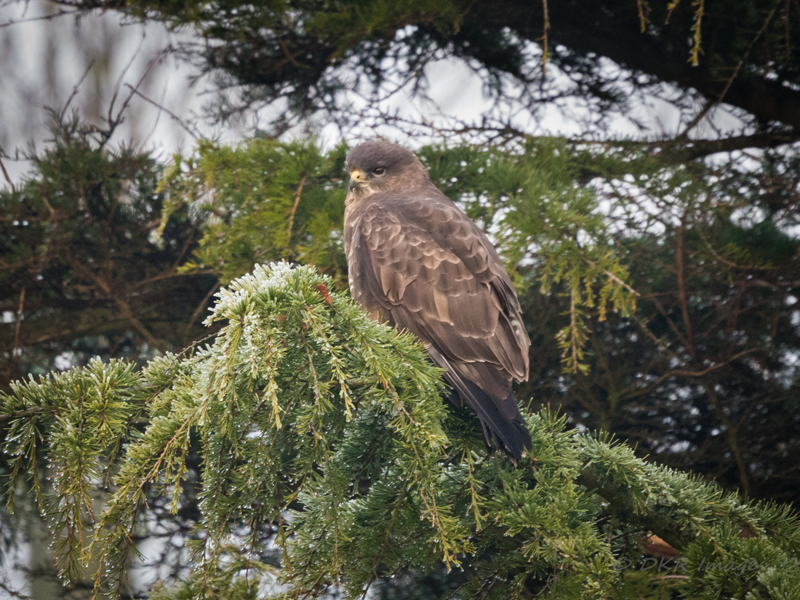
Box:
348;169;366;191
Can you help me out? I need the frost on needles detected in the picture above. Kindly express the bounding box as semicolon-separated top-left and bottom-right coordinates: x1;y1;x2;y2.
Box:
2;263;799;600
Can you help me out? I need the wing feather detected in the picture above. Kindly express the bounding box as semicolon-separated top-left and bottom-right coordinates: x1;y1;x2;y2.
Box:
347;189;529;385
345;187;532;458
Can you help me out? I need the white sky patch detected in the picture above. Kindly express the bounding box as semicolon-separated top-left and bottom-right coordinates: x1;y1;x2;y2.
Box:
1;2;754;188
669;440;692;454
54;350;76;370
0;1;230;181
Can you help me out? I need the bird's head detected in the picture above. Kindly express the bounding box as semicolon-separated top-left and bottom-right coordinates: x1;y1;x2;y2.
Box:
344;141;430;202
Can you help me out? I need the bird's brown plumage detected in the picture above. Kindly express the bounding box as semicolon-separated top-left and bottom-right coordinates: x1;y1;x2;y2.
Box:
343;141;532;460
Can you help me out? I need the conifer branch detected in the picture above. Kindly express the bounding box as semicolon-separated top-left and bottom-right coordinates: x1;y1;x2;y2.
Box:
3;264;799;599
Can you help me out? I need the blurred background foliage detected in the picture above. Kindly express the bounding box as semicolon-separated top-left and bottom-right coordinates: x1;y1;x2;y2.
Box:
2;0;800;596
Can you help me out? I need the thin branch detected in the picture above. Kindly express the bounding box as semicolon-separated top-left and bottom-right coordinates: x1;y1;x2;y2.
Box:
369;110;800;161
541;0;550;75
125;85;201;140
117;300;166;351
636;0;649;32
717;0;781;105
643;348;761;392
132;269;199;289
676;220;696;358
96;47;173;147
12;287;25;358
62;59;96;116
0;579;30;600
645;289;693;352
676;99;714;139
0;406;51;426
584;258;641;297
679;0;781;137
0;8;78;29
570;290;579;373
66;257;166;351
702;381;751;496
184;281;221;346
286;175;307;246
689;0;705;66
143;79;171;145
0;156;11;187
697;228;775;271
615;132;800;162
665;0;682;23
106;35;148;130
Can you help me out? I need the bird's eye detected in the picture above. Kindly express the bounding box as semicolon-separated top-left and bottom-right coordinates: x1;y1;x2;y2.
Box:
373;167;386;176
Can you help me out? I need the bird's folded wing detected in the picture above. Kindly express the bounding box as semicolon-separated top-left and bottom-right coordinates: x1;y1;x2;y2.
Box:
350;196;529;392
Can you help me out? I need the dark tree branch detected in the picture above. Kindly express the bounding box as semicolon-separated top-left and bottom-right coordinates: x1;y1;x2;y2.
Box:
500;0;800;131
654;132;800;161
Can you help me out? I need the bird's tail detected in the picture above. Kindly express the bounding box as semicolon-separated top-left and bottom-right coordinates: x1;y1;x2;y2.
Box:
445;374;532;462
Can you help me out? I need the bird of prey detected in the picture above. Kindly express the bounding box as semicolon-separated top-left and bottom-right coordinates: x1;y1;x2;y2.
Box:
343;140;532;460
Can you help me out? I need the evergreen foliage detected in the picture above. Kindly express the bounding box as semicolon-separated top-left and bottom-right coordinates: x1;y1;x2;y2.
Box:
4;0;800;593
156;137;637;374
154;135;800;504
0;112;216;388
3;263;800;599
5;122;799;516
157;139;349;285
3;117;800;598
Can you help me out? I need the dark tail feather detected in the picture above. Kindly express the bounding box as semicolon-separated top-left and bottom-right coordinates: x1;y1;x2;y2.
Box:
444;374;532;462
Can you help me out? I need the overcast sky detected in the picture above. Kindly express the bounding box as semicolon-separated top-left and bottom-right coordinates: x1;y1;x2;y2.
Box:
0;0;218;182
0;0;750;189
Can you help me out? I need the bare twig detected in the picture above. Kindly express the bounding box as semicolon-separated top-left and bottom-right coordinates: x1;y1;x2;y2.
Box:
97;47;173;147
0;156;12;187
0;8;78;29
541;0;550;74
645;289;693;352
702;381;751;495
62;59;96;116
680;0;781;135
717;0;781;105
642;348;760;392
0;579;30;600
106;34;148;128
143;80;171;144
286;175;307;246
117;299;167;351
66;257;166;351
125;84;201;140
184;281;221;345
676;99;714;139
676;220;696;358
12;287;25;358
569;290;579;373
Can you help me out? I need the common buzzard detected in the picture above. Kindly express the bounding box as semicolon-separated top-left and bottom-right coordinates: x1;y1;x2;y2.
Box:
343;141;532;461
